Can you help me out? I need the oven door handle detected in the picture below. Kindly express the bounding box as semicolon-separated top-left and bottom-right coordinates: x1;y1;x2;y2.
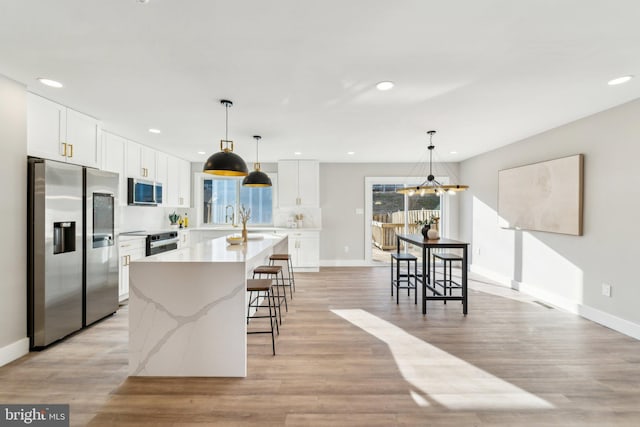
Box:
148;237;180;248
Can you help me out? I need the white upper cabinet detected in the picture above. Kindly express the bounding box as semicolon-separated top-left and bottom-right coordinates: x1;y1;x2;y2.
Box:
101;131;127;206
126;140;157;180
156;152;168;205
277;160;319;207
27;93;100;168
179;159;191;208
166;156;191;208
65;109;100;168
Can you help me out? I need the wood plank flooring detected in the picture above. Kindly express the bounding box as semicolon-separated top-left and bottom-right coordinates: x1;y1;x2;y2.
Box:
2;267;640;426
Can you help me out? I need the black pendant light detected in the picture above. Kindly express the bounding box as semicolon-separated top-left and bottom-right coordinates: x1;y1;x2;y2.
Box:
203;100;249;176
242;135;272;187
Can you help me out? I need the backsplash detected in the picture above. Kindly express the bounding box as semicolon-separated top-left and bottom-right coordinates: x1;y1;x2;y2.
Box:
120;206;194;232
273;207;322;229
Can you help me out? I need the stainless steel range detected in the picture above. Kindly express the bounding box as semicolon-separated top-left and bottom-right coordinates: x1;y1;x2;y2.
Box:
121;230;179;256
146;231;179;256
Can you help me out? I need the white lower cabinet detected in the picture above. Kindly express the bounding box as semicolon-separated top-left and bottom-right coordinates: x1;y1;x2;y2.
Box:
177;230;191;249
118;237;146;302
284;231;319;271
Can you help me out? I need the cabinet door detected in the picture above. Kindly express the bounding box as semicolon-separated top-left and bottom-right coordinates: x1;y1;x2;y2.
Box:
102;132;127;206
277;160;300;207
166;155;180;206
119;254;130;301
126;141;143;179
27;93;67;161
295;235;320;267
156;152;168;206
141;146;157;180
119;239;146;301
178;230;190;249
178;159;191;207
66;109;100;168
297;160;319;207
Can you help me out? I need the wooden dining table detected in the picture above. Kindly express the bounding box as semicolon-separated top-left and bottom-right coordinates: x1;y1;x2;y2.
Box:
396;234;469;315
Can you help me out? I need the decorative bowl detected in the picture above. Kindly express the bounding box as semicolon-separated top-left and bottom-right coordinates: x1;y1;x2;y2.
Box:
226;236;243;245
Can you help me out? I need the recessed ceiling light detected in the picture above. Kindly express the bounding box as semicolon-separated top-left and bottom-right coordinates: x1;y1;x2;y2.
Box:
347;151;355;155
37;78;63;88
608;75;633;86
197;151;206;155
450;151;458;154
376;81;394;91
294;152;302;156
137;0;150;3
148;128;161;134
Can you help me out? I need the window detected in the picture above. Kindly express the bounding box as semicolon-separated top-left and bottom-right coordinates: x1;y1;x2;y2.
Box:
201;175;276;225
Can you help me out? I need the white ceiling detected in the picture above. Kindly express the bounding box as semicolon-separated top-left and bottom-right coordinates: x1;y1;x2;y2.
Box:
1;0;639;163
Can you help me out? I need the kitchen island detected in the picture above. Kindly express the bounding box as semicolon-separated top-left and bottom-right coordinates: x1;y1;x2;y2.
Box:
128;234;287;377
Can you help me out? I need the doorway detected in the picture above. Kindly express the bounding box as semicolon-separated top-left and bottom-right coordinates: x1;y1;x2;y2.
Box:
364;177;450;264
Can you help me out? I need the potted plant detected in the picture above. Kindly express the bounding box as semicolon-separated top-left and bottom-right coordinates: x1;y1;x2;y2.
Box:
168;212;180;228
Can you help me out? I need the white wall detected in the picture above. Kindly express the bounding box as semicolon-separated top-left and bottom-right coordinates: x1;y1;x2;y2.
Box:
319;162;460;263
460;98;640;339
0;74;28;366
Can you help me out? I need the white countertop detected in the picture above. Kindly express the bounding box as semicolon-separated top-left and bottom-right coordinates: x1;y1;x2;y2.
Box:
133;234;286;263
188;226;322;232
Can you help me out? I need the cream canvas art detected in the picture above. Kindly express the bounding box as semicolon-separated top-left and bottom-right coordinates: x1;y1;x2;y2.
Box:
498;154;584;236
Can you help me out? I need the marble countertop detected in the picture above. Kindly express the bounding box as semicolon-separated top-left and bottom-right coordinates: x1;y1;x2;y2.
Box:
188;226;322;232
133;234;286;263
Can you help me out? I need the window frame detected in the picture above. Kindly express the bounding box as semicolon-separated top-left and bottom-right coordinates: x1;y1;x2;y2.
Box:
194;172;278;227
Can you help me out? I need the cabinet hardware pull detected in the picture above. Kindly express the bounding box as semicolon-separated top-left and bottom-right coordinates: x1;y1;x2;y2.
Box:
68;144;73;158
61;142;67;157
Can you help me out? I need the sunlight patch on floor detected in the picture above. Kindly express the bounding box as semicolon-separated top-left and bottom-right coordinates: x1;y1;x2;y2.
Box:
332;309;553;411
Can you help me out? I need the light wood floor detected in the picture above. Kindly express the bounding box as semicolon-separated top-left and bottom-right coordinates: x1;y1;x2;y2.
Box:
2;267;640;426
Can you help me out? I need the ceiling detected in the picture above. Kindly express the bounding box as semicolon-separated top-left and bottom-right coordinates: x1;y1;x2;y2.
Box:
1;0;639;163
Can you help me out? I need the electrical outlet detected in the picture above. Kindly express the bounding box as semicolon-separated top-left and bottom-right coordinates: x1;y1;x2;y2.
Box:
344;245;349;253
475;247;481;255
602;283;612;297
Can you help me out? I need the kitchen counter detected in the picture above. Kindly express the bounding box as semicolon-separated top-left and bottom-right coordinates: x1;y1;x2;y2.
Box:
128;234;287;377
188;226;322;232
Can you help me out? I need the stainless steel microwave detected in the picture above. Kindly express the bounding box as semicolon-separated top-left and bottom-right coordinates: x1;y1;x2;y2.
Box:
127;178;162;206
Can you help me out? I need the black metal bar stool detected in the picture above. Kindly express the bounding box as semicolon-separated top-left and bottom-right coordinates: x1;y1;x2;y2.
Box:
432;252;463;304
246;278;278;355
253;265;287;324
269;253;295;298
390;252;418;304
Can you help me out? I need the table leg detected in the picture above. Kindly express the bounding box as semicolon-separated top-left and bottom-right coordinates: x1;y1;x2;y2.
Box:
422;246;427;314
462;244;468;315
396;236;400;254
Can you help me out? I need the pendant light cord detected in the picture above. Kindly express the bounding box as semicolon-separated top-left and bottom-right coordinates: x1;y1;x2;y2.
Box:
225;103;229;141
429;133;433;176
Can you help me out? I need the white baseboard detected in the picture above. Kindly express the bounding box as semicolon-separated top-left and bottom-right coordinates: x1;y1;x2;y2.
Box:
0;337;29;367
471;264;640;341
320;259;379;267
577;305;640;341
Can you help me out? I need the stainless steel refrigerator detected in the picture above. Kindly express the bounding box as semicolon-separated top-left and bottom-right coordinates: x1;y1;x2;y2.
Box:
28;158;119;349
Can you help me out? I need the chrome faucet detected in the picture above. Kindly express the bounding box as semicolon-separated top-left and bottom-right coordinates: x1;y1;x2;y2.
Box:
225;205;235;226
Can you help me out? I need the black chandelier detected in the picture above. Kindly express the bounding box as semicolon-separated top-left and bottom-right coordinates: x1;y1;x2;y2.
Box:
396;130;468;196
